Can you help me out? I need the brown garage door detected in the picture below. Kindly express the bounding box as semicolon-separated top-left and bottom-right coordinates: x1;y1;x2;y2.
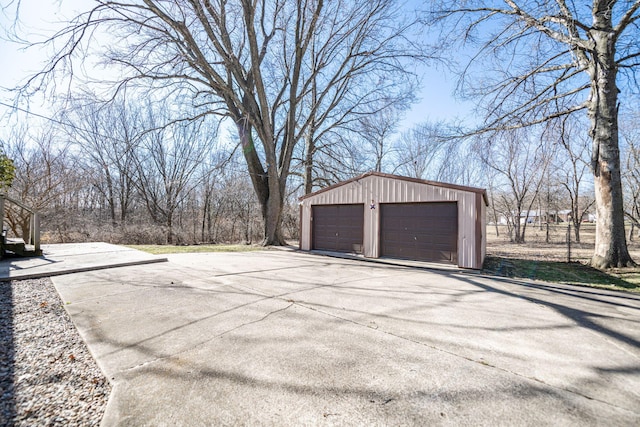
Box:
380;202;457;263
312;204;364;253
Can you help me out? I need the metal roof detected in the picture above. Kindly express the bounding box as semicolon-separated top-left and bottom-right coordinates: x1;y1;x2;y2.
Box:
299;171;489;206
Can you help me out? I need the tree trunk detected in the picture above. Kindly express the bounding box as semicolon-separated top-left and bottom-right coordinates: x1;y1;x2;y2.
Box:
588;20;634;269
167;212;173;245
512;215;522;243
262;174;285;245
573;216;582;244
105;168;117;227
303;130;315;195
489;189;499;237
303;74;318;195
235;118;286;246
513;201;525;243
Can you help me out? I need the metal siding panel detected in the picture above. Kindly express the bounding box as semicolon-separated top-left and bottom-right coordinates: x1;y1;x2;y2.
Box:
456;192;476;269
460;193;470;268
481;200;487;266
301;174;483;268
457;197;465;267
471;193;478;268
364;175;378;258
474;192;483;269
386;177;392;202
301;204;312;250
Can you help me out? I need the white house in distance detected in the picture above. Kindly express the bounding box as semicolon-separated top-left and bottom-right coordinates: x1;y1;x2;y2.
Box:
299;172;488;269
496;209;597;225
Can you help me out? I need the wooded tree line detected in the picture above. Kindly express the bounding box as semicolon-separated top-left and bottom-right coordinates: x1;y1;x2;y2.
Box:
2;100;639;249
1;101;273;245
2;0;639;268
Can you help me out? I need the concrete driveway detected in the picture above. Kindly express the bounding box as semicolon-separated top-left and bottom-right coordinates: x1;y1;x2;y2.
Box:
51;250;640;426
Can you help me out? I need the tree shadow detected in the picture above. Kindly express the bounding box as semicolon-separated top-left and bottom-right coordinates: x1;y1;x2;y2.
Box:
0;281;15;426
455;273;640;350
57;255;640;423
483;256;640;291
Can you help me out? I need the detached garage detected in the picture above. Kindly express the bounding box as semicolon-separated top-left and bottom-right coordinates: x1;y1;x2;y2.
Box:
299;172;488;269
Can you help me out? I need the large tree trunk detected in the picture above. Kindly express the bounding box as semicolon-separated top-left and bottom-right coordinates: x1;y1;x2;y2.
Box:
236;119;286;246
588;18;634;269
303;131;315;195
263;177;285;245
167;212;174;245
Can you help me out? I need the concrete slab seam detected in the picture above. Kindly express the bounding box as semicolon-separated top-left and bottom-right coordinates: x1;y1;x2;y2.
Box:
116;301;295;376
3;257;168;281
291;299;640;416
214;278;633;412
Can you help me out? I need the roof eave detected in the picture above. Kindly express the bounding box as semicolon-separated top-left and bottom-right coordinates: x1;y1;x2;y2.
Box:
299;171;489;206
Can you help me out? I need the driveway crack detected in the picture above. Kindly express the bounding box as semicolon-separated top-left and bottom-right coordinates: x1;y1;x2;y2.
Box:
121;302;294;374
215;302;294;339
295;301;640;416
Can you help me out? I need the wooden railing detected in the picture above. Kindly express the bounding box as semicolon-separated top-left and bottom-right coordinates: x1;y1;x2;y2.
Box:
0;194;41;257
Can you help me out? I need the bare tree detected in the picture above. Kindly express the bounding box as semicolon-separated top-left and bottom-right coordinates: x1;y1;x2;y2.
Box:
394;122;452;180
133;105;216;244
622;114;640;240
63;96;141;227
548;118;595;243
197;148;233;243
357;106;402;173
476;129;551;243
428;0;639;267
3;126;78;241
296;127;370;193
538;165;565;244
17;0;421;245
297;30;417;194
393;121;483;186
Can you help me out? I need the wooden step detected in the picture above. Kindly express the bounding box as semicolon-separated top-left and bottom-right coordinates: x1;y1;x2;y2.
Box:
3;238;42;257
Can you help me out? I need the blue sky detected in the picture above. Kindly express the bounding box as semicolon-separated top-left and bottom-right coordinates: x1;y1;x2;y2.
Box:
0;0;473;134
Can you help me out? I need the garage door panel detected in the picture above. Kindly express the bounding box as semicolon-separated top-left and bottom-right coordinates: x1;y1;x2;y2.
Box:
312;204;364;253
380;202;457;264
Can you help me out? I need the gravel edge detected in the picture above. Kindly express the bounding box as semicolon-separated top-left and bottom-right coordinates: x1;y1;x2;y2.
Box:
1;277;111;426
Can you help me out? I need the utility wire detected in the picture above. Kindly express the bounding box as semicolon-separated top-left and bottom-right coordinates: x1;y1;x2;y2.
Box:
0;100;233;171
0;101;90;135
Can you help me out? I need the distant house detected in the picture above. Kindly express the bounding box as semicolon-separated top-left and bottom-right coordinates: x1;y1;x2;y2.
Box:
556;210;597;223
520;210;541;224
496;209;597;225
497;210;546;225
556;209;572;223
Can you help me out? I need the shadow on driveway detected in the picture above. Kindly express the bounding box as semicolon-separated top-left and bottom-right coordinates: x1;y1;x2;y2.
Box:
52;251;640;425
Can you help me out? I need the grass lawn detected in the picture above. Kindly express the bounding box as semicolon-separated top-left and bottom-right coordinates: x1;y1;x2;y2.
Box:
483;256;640;293
484;224;640;293
127;244;262;255
128;228;640;293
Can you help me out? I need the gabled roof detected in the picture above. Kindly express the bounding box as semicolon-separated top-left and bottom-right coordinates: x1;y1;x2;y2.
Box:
299;171;489;206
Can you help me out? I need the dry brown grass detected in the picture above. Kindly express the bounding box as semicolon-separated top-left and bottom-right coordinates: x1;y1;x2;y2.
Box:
487;223;640;262
485;223;640;291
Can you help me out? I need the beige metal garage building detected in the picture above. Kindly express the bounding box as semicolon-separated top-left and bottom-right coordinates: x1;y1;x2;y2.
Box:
299;172;488;269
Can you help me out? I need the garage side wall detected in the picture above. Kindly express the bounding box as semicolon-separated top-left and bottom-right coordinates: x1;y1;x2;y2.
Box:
480;195;487;267
300;175;485;269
